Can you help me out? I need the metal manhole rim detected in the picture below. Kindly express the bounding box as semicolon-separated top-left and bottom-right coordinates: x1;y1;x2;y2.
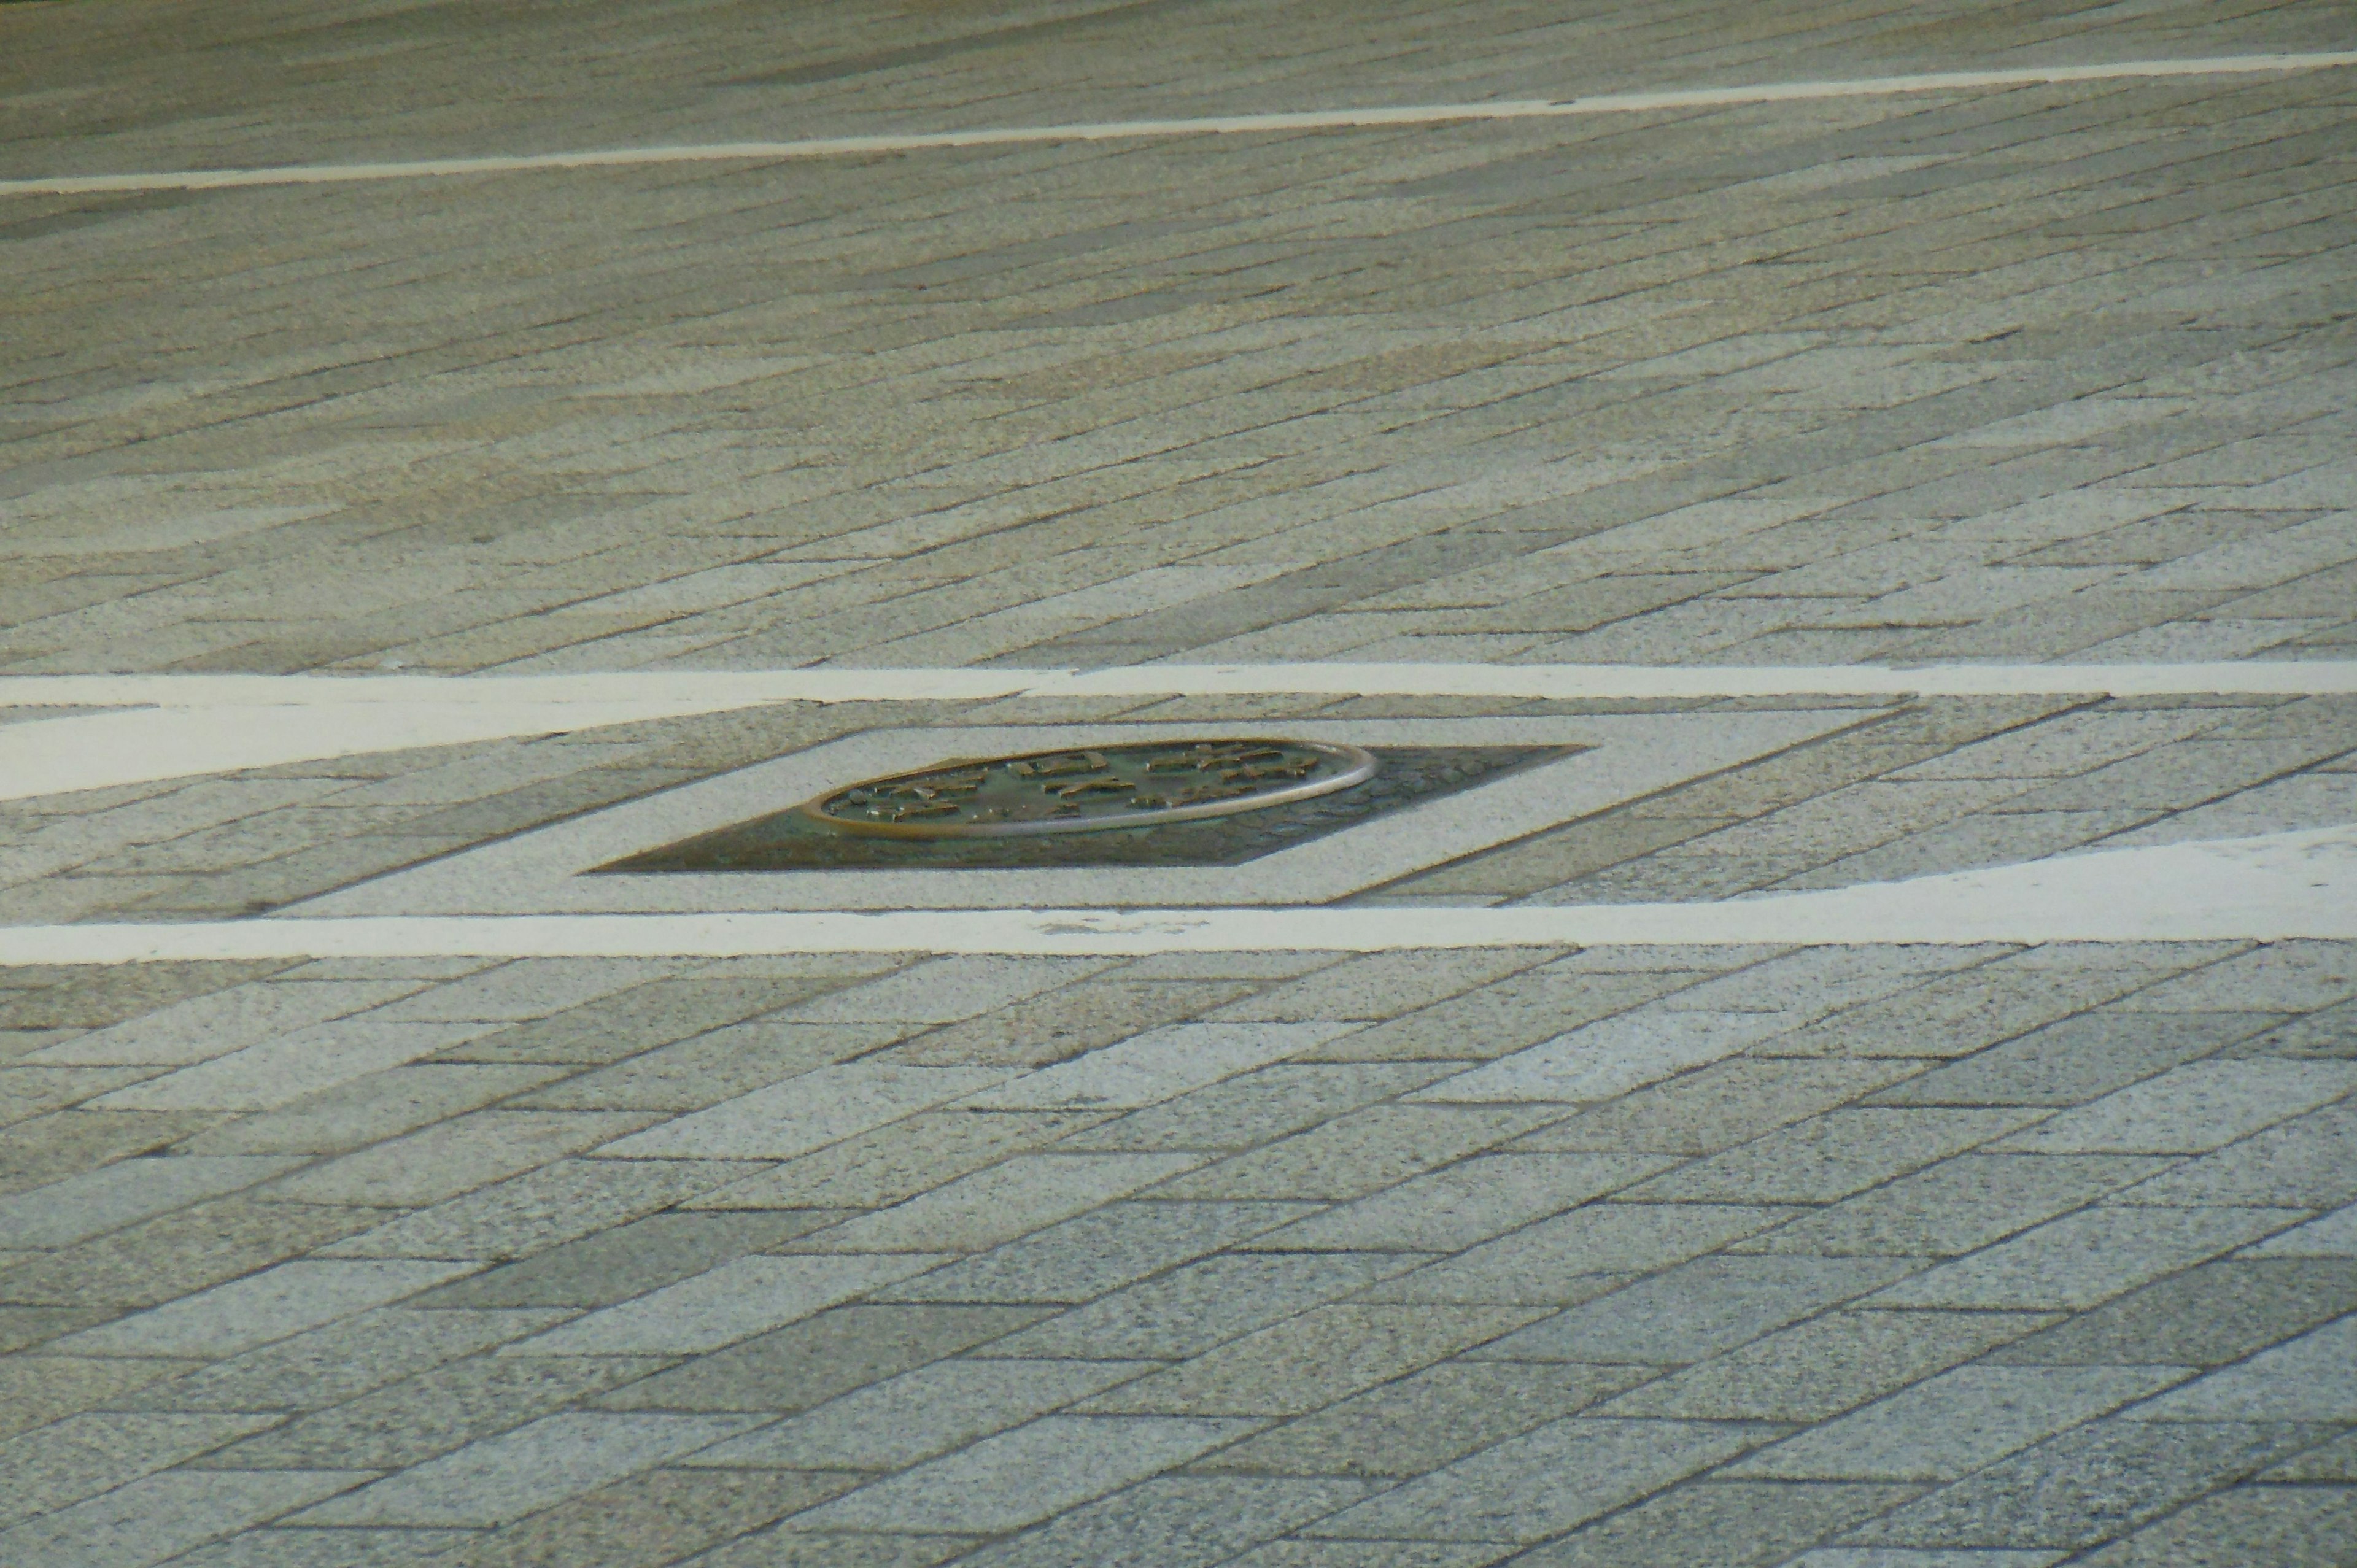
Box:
797;736;1380;840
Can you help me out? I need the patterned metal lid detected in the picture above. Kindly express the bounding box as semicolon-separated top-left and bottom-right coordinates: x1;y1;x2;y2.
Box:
799;738;1378;838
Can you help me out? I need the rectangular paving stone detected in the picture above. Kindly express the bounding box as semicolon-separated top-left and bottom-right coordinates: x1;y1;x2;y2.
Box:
1153;1104;1567;1201
1627;1108;2043;1204
957;1022;1361;1111
681;1110;1105;1211
0;1410;282;1530
1990;1060;2357;1154
290;1410;762;1526
1737;1154;2175;1257
412;1211;843;1307
1840;1418;2331;1551
1411;1008;1800;1103
258;1110;654;1207
1306;1416;1769;1543
786;1415;1257;1534
27;980;427;1068
597;1064;1007;1160
179;1063;569;1156
1865;1205;2303;1310
1598;1309;2048;1423
1511;1480;1918;1567
1051;1063;1453;1153
1078;1303;1544;1416
2111;1101;2357;1208
1363;1201;1795;1304
883;1200;1318;1303
0;1154;302;1247
1729;1364;2190;1480
2129;1315;2357;1421
795;1153;1203;1253
316;1155;773;1262
1867;1011;2281;1107
53;1259;477;1357
111;1304;562;1414
510;1252;951;1355
1194;1359;1649;1477
683;1358;1154;1470
2067;1485;2357;1568
1250;1152;1670;1253
592;1302;1051;1414
948;1474;1374;1568
0;1467;369;1568
1474;1255;1919;1364
1987;1257;2357;1369
1518;1057;1921;1155
982;1252;1423;1361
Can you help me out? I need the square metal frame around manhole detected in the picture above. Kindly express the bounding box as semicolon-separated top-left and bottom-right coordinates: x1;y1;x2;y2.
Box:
287;712;1869;916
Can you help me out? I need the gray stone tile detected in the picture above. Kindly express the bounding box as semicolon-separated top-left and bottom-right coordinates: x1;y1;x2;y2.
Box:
1626;1108;2042;1204
596;1064;1006;1161
258;1111;654;1207
1737;1154;2173;1257
1989;1259;2357;1369
682;1357;1153;1469
508;1252;951;1355
1990;1060;2357;1154
1866;1206;2302;1310
1152;1105;1567;1201
0;1155;303;1246
1362;1201;1795;1305
115;1305;562;1413
1209;950;1553;1022
884;1200;1317;1304
785;1415;1257;1533
1306;1416;1770;1543
958;1022;1363;1110
948;1475;1372;1568
1841;1418;2332;1551
1193;1359;1649;1477
1598;1310;2048;1423
793;1153;1202;1253
1077;1303;1544;1416
417;1211;844;1307
1728;1364;2190;1480
681;1110;1104;1211
2113;1102;2357;1208
1250;1152;1670;1252
1051;1064;1452;1153
1867;1011;2280;1107
593;1303;1050;1414
1517;1058;1921;1155
2070;1484;2357;1568
1474;1256;1918;1364
319;1155;772;1261
980;1252;1425;1361
2130;1315;2357;1421
291;1410;762;1526
1509;1480;1917;1567
0;1469;368;1568
54;1259;478;1357
0;1410;281;1530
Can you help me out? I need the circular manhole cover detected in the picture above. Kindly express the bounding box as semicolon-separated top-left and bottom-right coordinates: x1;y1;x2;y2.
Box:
800;738;1379;839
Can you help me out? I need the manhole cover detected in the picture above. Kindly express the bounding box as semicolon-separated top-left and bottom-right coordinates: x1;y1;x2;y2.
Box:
802;738;1377;838
598;743;1577;873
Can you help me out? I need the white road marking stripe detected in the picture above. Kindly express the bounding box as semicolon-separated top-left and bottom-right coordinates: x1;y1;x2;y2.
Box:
3;827;2349;957
5;663;2351;802
6;661;2355;708
6;53;2351;198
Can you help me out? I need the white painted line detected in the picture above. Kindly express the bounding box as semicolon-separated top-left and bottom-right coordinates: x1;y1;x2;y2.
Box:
3;827;2348;958
5;660;2353;708
4;663;2351;803
5;53;2350;198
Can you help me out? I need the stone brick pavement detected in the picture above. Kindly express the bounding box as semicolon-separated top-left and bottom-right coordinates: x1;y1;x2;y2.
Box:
4;0;2356;1563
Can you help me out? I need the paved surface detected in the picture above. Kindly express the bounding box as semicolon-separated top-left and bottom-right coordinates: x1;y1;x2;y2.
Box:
4;0;2357;1564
